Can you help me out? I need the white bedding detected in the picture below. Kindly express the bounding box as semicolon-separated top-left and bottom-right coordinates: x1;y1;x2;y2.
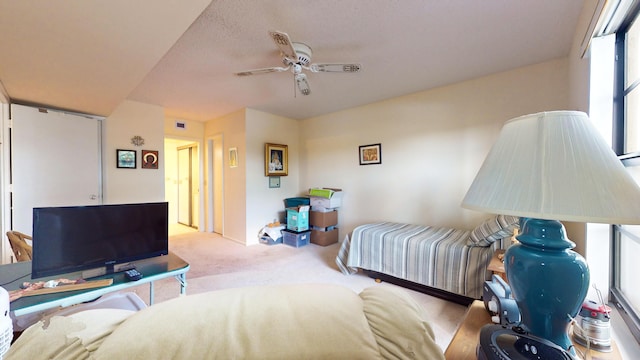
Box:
6;284;445;360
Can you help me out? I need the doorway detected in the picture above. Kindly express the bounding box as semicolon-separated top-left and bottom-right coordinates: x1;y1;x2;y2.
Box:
164;138;199;230
207;135;223;235
177;144;198;228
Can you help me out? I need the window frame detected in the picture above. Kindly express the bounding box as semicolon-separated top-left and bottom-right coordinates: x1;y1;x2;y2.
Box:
611;3;640;343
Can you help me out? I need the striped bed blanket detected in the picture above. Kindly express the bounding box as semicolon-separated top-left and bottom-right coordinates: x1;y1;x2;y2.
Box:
336;222;505;299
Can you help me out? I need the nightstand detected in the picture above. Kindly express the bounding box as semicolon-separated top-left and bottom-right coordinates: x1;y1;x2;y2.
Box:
487;249;507;282
444;300;622;359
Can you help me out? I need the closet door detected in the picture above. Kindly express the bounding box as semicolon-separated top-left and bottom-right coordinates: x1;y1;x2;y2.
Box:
177;146;192;226
10;104;102;234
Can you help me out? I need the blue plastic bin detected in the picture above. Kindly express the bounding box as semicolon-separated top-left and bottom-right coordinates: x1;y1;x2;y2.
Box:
282;229;311;247
284;197;310;208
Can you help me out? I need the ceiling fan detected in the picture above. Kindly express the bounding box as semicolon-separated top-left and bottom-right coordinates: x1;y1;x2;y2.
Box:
235;30;362;96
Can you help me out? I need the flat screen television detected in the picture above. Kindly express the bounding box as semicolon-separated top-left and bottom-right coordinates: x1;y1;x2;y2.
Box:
31;202;168;279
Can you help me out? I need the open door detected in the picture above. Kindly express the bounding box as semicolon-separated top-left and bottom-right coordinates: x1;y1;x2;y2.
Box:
10;104;102;234
177;144;198;228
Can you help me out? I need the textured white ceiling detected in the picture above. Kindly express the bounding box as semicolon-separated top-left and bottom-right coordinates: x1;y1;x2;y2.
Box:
0;0;587;121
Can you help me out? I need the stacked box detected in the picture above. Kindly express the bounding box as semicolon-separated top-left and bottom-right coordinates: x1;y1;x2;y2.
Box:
310;227;339;246
309;188;343;211
309;209;339;246
282;229;310;247
309;210;338;228
286;205;310;232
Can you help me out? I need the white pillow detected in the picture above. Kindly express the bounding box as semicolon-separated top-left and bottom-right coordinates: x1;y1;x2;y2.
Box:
468;215;519;247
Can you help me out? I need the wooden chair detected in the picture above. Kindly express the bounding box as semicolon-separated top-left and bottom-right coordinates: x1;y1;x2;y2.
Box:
6;231;33;262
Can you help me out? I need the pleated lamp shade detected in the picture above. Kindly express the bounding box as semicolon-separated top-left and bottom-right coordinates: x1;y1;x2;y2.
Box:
462;110;640;351
462;110;640;225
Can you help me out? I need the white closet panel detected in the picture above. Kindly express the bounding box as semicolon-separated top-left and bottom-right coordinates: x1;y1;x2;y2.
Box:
11;104;102;234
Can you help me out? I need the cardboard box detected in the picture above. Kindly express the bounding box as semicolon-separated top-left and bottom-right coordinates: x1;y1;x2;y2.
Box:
286;205;310;232
309;210;338;227
282;229;310;247
309;188;343;209
308;188;336;198
311;228;339;246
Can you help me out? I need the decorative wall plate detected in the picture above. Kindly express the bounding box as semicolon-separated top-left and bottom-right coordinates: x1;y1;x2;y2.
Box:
131;135;145;146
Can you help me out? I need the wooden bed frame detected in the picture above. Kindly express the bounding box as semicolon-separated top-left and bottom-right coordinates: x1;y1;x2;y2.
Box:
365;270;475;306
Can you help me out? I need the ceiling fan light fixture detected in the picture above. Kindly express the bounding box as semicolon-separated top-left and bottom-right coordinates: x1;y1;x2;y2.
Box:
295;73;311;95
291;42;312;65
235;30;360;97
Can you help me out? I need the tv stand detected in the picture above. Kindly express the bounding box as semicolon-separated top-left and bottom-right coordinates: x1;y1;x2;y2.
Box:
3;251;189;317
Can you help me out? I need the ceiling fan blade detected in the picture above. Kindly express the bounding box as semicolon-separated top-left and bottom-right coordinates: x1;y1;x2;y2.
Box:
234;66;289;77
269;30;298;61
310;63;362;73
295;73;311;95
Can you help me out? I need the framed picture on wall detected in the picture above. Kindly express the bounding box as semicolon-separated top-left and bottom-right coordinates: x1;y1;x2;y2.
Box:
265;143;288;176
359;143;382;165
141;150;159;169
117;149;136;169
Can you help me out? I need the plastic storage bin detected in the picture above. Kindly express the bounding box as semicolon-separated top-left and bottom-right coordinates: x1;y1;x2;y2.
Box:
284;197;310;208
259;235;283;245
282;229;310;247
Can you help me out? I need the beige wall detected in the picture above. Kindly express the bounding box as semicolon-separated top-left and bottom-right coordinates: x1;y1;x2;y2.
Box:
163;117;205;228
300;59;570;239
103;100;166;204
205;109;247;243
245;109;299;245
165;117;205;139
102;52;583;248
203;108;299;245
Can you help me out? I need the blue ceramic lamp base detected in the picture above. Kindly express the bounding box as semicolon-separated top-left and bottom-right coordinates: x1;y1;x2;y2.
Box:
505;218;590;352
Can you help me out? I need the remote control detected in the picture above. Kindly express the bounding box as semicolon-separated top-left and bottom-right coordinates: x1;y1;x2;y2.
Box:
125;268;143;281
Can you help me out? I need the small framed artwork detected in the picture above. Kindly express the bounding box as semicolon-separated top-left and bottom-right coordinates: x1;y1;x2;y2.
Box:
229;147;238;168
269;176;281;188
117;149;136;169
141;150;159;169
359;143;382;165
265;143;288;176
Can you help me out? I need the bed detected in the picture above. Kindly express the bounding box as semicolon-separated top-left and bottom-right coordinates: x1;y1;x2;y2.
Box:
6;283;445;360
336;215;519;302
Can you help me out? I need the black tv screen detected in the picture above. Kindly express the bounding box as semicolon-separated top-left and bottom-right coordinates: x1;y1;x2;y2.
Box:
31;202;168;279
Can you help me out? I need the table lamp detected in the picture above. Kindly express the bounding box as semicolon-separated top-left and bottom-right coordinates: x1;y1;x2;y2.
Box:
462;111;640;352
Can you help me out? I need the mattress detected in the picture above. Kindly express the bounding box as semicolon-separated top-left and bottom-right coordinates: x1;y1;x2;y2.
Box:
336;222;500;299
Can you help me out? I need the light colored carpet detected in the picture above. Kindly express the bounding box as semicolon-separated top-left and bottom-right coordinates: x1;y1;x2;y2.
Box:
123;225;466;352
